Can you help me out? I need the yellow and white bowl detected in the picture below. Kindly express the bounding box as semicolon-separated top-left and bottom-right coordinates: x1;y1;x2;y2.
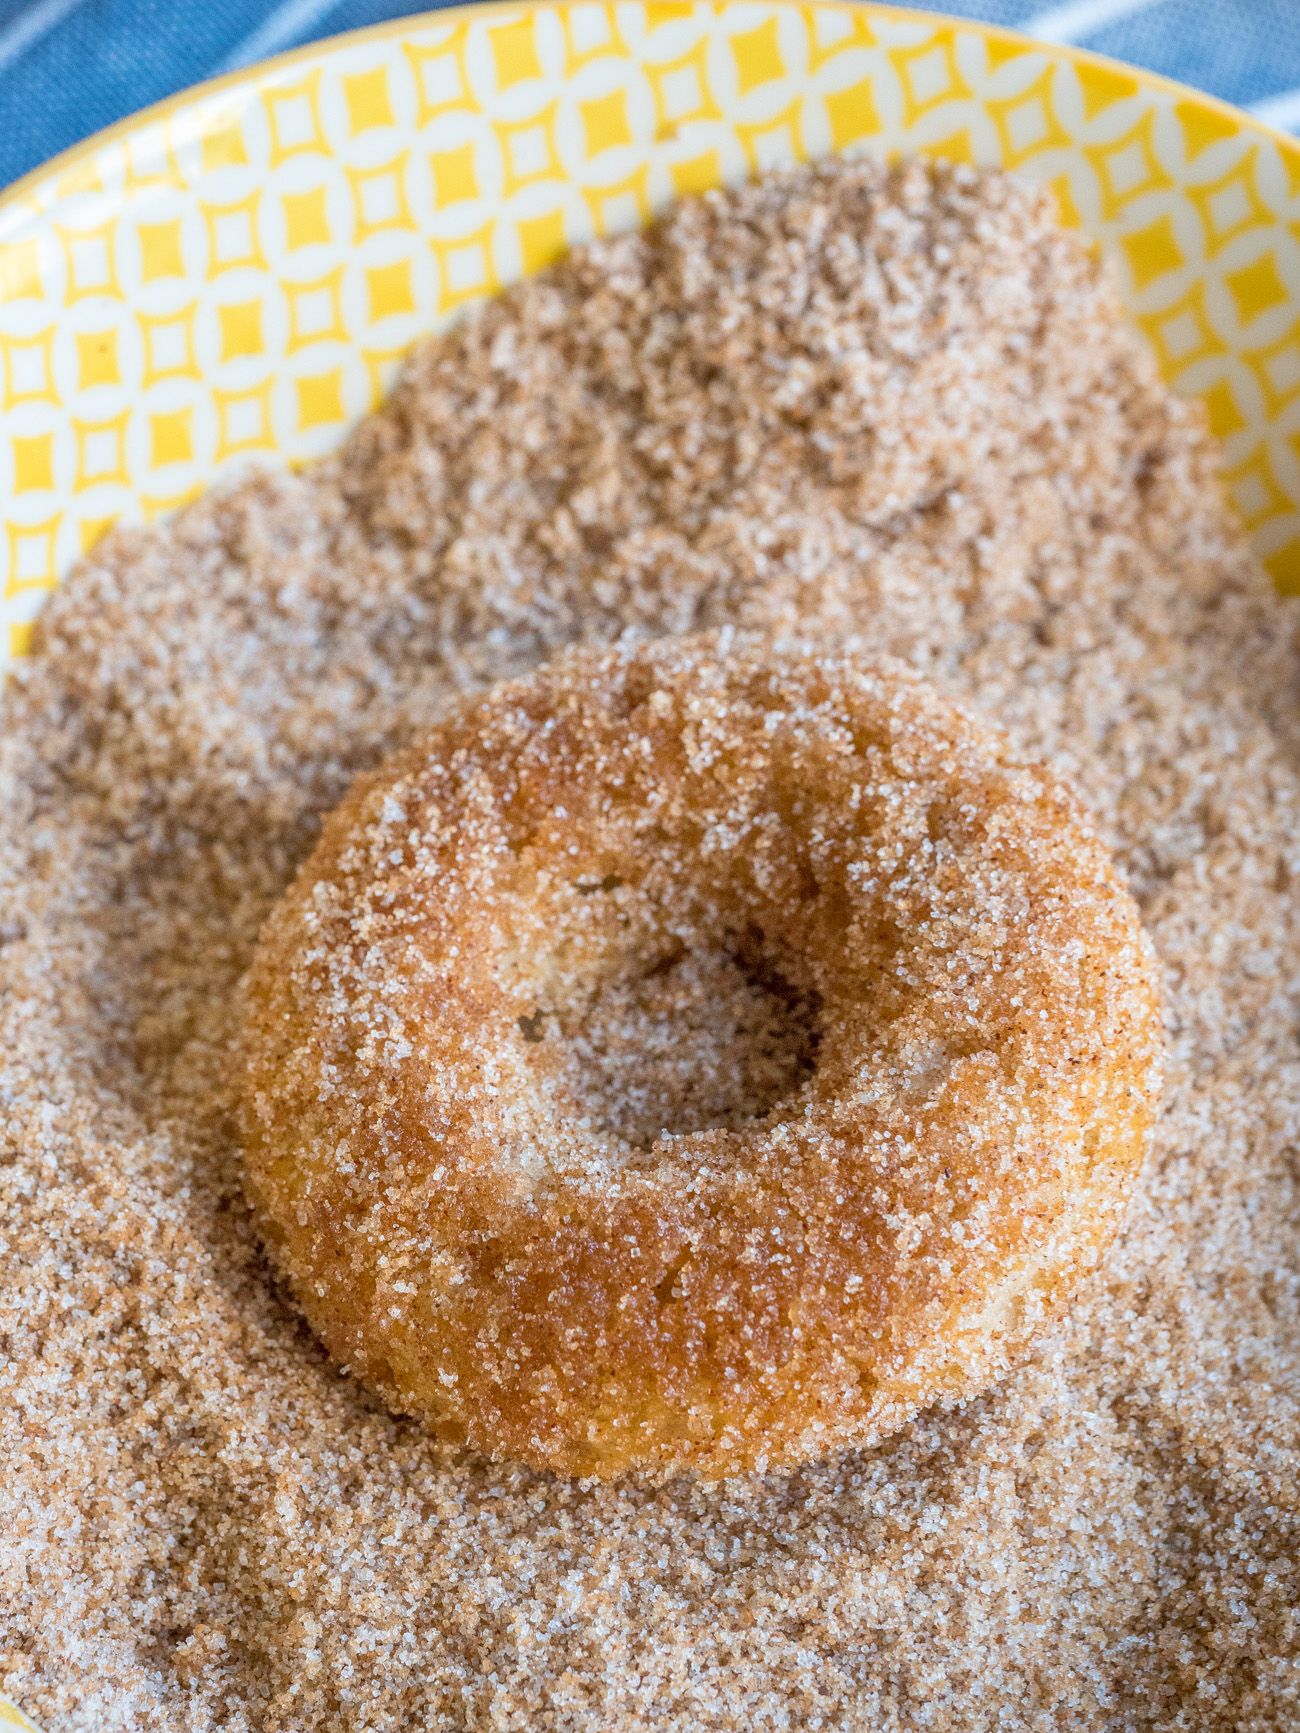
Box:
3;0;1300;680
1;4;1299;1725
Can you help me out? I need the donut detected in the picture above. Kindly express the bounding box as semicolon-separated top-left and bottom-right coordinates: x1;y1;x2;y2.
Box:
238;640;1163;1479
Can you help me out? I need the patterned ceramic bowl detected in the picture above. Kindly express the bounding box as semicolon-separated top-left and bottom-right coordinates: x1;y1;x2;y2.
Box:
0;1;1298;1716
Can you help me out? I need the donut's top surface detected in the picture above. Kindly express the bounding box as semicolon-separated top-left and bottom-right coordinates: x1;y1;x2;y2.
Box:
239;640;1163;1478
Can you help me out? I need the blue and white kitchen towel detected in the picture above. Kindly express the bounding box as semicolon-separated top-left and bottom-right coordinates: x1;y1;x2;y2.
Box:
1;0;1300;194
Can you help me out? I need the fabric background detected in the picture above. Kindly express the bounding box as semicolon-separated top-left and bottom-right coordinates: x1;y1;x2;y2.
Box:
0;0;1297;194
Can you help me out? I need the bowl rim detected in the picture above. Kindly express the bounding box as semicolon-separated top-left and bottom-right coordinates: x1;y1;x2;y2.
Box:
0;9;1296;1726
3;0;1297;219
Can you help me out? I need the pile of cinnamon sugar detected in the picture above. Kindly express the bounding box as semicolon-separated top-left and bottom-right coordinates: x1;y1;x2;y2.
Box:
2;157;1299;1730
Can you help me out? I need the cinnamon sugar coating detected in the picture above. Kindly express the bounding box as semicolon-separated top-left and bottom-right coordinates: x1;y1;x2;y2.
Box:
241;642;1163;1478
4;157;1300;1729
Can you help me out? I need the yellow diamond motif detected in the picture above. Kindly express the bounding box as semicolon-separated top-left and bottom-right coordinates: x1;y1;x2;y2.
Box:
1187;147;1273;259
824;78;881;152
1174;99;1240;165
366;259;416;321
1263;538;1300;595
1075;63;1138;123
982;37;1027;75
518;209;569;276
580;89;634;155
0;235;42;300
919;127;974;168
218;298;264;362
137;217;184;282
283;187;331;249
78;512;116;553
669;149;722;198
889;32;972;130
1200;378;1248;439
404;35;471;126
1225;252;1290;326
122;132;177;197
647;39;723;137
489;18;543;91
1045;172;1087;233
730;19;784;97
1136;281;1227;377
1120;214;1185;293
296;368;347;431
361;344;407;409
808;6;876;75
1083;112;1173;222
203;193;264;278
737;98;804;173
288;269;347;353
987;66;1072;170
431;222;497;317
12;433;55;492
430;140;480;206
75;328;120;389
214;381;276;460
580;164;651;236
346;157;415;242
1;329;56;408
6;517;59;598
74;411;131;489
344;67;395;135
56;157;102;197
140;309;197;387
1224;441;1292;528
201;111;248;172
1242;319;1300;416
268;73;326;166
563;4;624;76
59;220;121;302
150;408;193;467
499;106;560;197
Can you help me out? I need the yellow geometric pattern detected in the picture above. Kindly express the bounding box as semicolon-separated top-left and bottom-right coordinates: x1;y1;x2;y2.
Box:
0;1694;40;1732
6;0;1300;671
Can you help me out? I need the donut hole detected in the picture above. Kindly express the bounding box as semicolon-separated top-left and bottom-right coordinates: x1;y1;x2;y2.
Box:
525;923;822;1148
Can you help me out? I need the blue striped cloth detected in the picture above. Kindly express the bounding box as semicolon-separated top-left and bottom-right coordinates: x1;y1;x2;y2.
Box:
2;0;1300;194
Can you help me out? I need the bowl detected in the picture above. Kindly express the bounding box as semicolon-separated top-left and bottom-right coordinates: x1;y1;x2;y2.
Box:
3;0;1300;683
2;5;1299;1725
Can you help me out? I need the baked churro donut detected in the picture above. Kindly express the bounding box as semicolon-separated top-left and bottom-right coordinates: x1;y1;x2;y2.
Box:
239;640;1163;1479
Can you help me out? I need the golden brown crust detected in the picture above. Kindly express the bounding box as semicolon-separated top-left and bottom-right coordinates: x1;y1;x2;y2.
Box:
238;639;1163;1478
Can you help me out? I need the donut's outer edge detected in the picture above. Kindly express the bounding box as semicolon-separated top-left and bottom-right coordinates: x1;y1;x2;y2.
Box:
238;639;1164;1480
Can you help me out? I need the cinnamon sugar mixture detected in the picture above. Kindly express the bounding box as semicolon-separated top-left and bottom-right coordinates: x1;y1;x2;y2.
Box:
3;158;1299;1728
